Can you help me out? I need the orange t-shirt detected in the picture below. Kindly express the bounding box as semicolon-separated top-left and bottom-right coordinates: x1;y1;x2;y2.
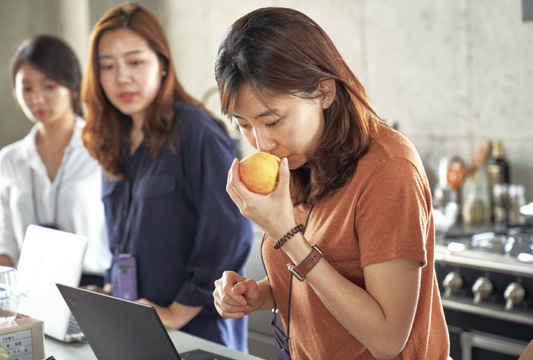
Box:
262;124;450;359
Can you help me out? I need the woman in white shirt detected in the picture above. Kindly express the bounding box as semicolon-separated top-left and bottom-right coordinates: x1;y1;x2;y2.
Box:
0;35;111;286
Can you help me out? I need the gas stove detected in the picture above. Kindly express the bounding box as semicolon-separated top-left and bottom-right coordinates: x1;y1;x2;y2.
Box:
436;225;533;273
435;226;533;359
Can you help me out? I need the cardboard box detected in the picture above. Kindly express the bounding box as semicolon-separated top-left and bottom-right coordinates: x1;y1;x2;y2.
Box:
0;313;44;360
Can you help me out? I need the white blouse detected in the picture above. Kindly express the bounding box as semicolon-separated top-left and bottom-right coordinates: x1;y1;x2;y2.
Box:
0;117;112;276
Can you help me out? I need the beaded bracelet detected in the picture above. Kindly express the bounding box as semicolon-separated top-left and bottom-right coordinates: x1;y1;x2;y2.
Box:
273;224;304;249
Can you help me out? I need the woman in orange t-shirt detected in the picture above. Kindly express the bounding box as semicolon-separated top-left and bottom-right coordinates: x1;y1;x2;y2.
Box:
213;7;450;359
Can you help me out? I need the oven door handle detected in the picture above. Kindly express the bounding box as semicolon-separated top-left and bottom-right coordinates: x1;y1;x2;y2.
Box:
461;331;527;360
442;298;533;326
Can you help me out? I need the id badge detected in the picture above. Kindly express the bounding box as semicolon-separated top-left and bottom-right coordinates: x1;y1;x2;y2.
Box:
115;254;138;301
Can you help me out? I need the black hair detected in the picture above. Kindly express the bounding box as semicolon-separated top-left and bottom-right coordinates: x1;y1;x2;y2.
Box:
9;34;83;116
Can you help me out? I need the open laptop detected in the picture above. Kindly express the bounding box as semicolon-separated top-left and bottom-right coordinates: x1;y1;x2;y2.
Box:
56;284;237;360
16;224;88;342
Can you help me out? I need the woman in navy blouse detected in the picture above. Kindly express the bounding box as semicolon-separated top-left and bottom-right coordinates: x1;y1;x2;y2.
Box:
81;3;253;352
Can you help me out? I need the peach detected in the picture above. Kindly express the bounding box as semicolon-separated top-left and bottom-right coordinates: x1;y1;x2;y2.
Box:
239;152;281;195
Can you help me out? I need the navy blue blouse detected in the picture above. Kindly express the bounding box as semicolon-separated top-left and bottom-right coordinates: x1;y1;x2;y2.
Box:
102;101;253;352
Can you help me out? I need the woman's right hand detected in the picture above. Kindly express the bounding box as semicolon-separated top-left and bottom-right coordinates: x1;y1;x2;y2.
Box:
226;157;296;240
213;271;272;318
82;282;113;295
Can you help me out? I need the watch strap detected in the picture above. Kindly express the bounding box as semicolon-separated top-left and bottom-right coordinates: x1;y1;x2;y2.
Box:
287;245;323;282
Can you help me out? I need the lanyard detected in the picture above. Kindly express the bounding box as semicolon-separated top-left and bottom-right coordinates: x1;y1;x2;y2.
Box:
116;143;143;254
116;181;134;254
262;203;315;342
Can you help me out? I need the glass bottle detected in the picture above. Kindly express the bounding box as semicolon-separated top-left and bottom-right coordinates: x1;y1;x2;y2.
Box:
461;171;491;229
486;140;510;185
507;184;526;227
485;140;510;227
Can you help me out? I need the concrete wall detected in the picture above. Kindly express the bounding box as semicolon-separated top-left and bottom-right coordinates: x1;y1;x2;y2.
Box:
2;0;532;197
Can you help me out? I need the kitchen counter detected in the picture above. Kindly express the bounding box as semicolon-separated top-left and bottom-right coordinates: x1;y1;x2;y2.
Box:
44;330;264;360
435;243;533;276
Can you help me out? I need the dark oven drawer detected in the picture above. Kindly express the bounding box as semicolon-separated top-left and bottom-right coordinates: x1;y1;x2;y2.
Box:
460;331;527;360
444;305;531;360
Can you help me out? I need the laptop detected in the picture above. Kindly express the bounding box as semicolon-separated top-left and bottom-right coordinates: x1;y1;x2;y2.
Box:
16;225;88;342
56;284;237;360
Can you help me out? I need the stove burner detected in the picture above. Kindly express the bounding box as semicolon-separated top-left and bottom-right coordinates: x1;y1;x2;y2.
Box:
438;225;533;263
471;232;507;253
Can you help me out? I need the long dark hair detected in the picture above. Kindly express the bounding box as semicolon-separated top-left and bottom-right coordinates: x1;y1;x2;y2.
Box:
215;7;381;205
82;2;206;179
9;34;83;116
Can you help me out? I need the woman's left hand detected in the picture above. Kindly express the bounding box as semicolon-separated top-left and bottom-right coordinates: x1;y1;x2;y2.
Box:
136;298;202;330
82;283;113;295
226;157;296;239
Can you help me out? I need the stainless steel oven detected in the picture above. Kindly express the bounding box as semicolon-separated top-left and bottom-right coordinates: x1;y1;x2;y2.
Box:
460;331;527;359
435;226;533;360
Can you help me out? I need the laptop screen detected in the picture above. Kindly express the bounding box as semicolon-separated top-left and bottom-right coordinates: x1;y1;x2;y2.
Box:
56;284;240;360
56;284;181;360
17;225;87;341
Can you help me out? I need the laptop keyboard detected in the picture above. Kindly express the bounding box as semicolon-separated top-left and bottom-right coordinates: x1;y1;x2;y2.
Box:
179;349;236;360
64;316;86;342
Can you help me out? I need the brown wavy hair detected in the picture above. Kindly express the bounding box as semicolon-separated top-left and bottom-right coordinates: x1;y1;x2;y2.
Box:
215;7;381;205
82;2;203;179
